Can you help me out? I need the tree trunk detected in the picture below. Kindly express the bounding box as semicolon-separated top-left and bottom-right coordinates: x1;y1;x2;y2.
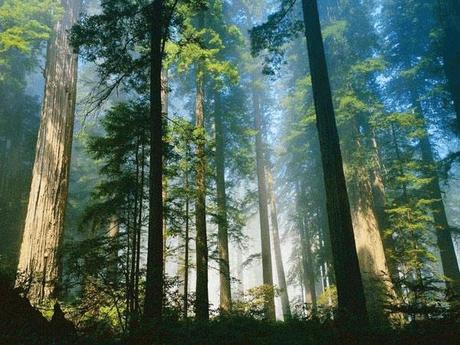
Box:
162;71;169;265
266;166;291;319
183;163;190;319
252;89;276;321
343;121;396;324
302;215;318;312
365;126;401;290
296;183;317;311
214;92;232;313
439;0;460;130
300;0;368;324
194;54;209;321
412;93;460;297
144;0;164;324
15;0;81;304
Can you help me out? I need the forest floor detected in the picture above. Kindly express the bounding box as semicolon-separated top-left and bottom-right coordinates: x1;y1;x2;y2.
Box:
2;282;460;345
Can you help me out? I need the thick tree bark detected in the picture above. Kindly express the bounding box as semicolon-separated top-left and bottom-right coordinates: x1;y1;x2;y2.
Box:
365;126;401;289
15;0;81;304
214;93;232;313
439;0;460;130
252;89;276;321
194;59;209;321
144;0;164;324
343;122;396;324
266;166;291;319
300;0;368;324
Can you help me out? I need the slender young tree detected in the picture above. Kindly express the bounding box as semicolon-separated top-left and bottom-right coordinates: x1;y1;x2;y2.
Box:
300;0;368;323
194;12;209;319
253;87;276;321
16;0;81;304
214;92;232;313
266;166;291;319
183;157;191;318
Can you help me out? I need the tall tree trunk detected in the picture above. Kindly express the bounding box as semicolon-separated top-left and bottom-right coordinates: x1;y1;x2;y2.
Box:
302;215;317;312
15;0;81;304
296;183;317;311
411;93;460;297
183;161;190;319
266;166;291;319
343;122;396;324
214;92;232;313
194;54;209;321
439;0;460;130
252;89;276;321
365;125;401;291
135;141;145;313
144;0;164;324
300;0;368;324
162;71;169;265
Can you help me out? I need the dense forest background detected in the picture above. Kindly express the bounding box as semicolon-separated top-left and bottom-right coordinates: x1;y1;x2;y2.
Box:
1;0;460;344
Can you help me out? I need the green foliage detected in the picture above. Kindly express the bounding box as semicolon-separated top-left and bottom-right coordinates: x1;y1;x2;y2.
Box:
0;0;61;79
249;0;303;74
232;285;276;319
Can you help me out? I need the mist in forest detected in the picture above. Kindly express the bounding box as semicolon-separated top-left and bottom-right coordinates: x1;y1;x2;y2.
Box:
1;0;460;344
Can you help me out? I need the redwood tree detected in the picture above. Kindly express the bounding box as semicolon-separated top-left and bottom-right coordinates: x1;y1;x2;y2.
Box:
16;0;81;304
300;0;368;324
144;0;165;323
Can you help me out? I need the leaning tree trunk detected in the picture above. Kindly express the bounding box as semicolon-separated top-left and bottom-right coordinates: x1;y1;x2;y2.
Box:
194;49;209;321
266;165;291;319
300;0;368;324
144;0;164;324
252;88;276;321
15;0;81;304
214;92;232;313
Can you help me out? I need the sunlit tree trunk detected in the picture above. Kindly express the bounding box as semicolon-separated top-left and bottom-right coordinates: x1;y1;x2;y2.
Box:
15;0;81;304
144;0;164;324
214;92;232;313
194;46;209;321
365;126;400;288
343;121;396;324
266;166;291;319
300;0;368;324
252;89;276;321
